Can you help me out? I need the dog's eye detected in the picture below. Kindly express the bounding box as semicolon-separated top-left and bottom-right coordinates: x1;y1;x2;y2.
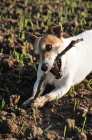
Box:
45;44;52;51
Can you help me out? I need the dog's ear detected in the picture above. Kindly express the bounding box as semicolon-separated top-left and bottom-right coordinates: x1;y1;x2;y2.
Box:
25;34;38;44
47;22;62;36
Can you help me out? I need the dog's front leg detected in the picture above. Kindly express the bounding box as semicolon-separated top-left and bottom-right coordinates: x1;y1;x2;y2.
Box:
31;75;73;108
22;64;47;107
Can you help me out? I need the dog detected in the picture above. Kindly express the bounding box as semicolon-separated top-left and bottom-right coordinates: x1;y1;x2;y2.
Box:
22;23;92;108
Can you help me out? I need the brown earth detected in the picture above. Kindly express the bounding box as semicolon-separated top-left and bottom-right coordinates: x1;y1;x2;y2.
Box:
0;0;92;140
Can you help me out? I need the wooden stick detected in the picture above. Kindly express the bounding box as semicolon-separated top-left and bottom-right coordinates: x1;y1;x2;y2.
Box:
55;38;83;62
34;74;46;99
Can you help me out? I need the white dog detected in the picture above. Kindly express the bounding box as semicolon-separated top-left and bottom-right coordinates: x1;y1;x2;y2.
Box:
23;23;92;108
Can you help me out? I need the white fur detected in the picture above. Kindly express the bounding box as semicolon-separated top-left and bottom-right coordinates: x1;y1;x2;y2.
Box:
23;30;92;108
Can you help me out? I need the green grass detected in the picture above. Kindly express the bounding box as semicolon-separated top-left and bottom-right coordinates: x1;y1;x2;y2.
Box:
18;122;25;135
63;125;67;139
69;86;75;93
0;99;6;110
73;100;77;112
87;79;92;90
82;117;87;131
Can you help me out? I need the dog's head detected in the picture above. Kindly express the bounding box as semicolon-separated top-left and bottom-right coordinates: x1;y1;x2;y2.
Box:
30;23;64;79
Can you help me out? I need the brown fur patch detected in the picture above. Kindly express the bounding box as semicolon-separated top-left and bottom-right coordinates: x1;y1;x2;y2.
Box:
38;34;63;60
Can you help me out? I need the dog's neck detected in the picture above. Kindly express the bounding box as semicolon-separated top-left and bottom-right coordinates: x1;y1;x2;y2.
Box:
62;37;73;49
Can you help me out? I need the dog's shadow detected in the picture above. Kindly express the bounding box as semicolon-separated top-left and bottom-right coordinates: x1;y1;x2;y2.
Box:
43;84;55;96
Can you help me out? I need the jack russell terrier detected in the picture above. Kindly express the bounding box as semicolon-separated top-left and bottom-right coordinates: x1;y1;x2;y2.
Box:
22;23;92;108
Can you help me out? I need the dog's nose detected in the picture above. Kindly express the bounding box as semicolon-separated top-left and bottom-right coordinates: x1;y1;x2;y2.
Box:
41;63;48;71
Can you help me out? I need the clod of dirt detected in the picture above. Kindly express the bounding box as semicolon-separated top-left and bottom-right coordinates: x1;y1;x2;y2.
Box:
74;131;87;140
25;125;43;139
17;108;27;116
0;53;16;72
78;107;88;117
69;91;78;98
5;138;17;140
66;118;75;129
0;111;16;120
9;94;20;107
1;119;18;133
44;131;61;140
0;111;18;133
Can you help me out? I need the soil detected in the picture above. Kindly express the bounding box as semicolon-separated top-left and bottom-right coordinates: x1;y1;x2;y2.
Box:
0;0;92;140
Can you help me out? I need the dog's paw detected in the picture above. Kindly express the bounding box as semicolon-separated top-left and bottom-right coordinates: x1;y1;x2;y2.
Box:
22;97;34;108
31;96;47;108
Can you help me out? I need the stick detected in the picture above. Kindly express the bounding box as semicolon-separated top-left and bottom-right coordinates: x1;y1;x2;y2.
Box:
34;74;46;99
55;38;83;62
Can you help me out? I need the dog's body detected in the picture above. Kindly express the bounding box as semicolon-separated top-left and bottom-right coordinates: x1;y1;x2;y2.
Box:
23;23;92;108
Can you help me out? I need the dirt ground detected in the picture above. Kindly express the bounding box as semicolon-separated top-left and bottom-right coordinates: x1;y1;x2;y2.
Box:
0;0;92;140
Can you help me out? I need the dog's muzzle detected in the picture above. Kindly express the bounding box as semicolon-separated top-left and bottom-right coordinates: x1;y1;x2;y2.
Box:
50;59;63;79
41;59;63;79
41;63;48;71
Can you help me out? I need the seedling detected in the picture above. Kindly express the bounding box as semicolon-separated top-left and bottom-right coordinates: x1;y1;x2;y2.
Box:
0;99;5;110
74;100;77;112
0;118;2;123
69;86;74;93
11;105;18;113
55;96;58;105
4;84;9;93
44;125;52;132
72;119;75;130
30;19;34;28
1;48;3;53
63;125;67;139
82;117;87;131
18;122;25;134
87;79;92;90
33;64;37;71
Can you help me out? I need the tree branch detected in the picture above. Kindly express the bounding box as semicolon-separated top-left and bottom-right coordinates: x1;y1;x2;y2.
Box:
34;74;46;99
55;38;83;62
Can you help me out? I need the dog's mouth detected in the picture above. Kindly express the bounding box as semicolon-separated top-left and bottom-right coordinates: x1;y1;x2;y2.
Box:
50;59;62;79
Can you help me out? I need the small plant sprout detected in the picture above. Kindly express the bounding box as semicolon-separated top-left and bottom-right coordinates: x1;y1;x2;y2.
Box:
64;125;67;139
4;84;9;93
87;79;92;90
30;19;34;28
0;118;2;123
55;96;58;105
11;104;18;113
18;122;25;134
82;117;87;131
44;125;52;132
25;0;29;6
1;48;3;53
33;64;37;71
69;86;74;93
0;99;6;110
74;100;77;112
32;108;36;123
72;119;75;130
